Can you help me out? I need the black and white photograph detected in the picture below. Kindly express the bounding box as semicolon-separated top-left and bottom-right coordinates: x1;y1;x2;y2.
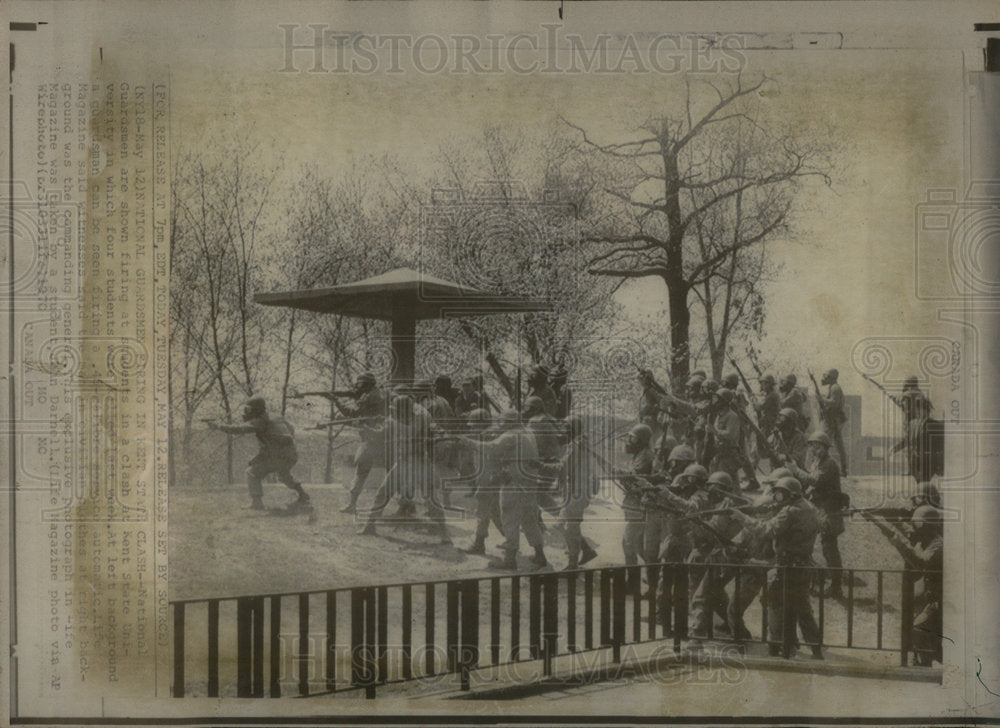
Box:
2;1;999;725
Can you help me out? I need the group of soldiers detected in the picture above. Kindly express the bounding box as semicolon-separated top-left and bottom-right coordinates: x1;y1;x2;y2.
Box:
208;361;943;664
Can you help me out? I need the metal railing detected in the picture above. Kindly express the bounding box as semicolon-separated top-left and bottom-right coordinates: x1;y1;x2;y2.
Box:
170;563;939;698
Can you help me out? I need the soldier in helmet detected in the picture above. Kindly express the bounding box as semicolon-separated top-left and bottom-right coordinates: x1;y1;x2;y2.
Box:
892;385;944;483
732;477;824;659
550;365;573;420
549;415;599;569
620;423;655;566
726;468;789;640
779;374;809;431
787;431;846;598
525;364;557;417
909;481;942;512
818;368;849;474
453;409;547;569
757;374;781;436
210;397;309;511
329;372;386;514
650;444;698;564
460;408;504;555
359;395;450;543
710;389;743;484
770;407;808;470
860;503;943;665
454;377;483;417
523;395;564;520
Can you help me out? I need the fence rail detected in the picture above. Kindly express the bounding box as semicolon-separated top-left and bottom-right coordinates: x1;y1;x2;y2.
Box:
170;562;938;698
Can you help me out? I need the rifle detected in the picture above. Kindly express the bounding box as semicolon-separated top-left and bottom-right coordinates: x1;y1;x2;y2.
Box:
728;356;759;409
745;345;764;378
860;373;905;410
636;366;669;396
309;415;383;431
291;388;358;400
730;404;786;463
808;370;832;420
842;505;912;521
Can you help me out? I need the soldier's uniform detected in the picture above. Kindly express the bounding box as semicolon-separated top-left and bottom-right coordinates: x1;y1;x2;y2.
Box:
621;426;655;566
339;380;387;513
819;370;849;475
770;411;808;470
454;380;484;417
553;417;599;568
217;398;308;509
710;393;743;483
789;435;845;596
739;479;823;658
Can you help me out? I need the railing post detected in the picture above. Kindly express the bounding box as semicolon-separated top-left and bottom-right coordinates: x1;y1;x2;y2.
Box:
298;594;310;697
325;591;337;692
270;597;282;698
612;568;626;663
460;579;479;690
351;588;376;698
446;582;459;673
172;603;185;698
900;569;914;667
781;567;793;659
237;598;252;697
529;574;541;660
542;574;558;677
672;563;688;654
207;600;219;698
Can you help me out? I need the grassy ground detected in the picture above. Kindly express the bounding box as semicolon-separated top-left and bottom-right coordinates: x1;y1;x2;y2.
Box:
169;470;912;600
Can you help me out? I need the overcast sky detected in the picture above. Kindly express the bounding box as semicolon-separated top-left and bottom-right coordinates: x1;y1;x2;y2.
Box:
23;0;984;434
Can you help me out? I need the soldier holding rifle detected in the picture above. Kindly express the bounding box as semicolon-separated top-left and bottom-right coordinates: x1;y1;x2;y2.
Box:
810;368;849;475
859;504;943;665
295;372;385;514
729;477;825;659
206;396;310;511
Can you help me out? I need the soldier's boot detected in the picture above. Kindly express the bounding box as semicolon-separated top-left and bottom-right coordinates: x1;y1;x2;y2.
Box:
489;552;518;570
564;546;580;570
357;520;377;536
340;493;359;514
531;545;548;568
810;645;824;660
244;497;265;511
292;484;310;504
579;543;598;566
462;537;486;555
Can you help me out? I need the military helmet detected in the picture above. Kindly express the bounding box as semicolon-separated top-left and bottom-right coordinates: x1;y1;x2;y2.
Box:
911;504;943;529
703;379;720;394
782;373;798;387
467;408;491;425
692;369;707;379
759;374;776;386
716;388;735;404
707;471;735;491
762;466;793;484
667;444;696;463
823;368;839;382
807;431;831;448
777;407;798;423
912;481;942;508
772;476;803;499
680;463;709;483
522;395;545;417
903;375;920;391
356;372;376;386
628;423;653;447
499;409;521;427
687;374;705;389
242;396;266;419
722;373;739;390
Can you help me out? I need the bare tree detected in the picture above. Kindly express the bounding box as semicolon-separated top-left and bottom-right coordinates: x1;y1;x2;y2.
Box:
423;124;618;402
566;73;835;380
